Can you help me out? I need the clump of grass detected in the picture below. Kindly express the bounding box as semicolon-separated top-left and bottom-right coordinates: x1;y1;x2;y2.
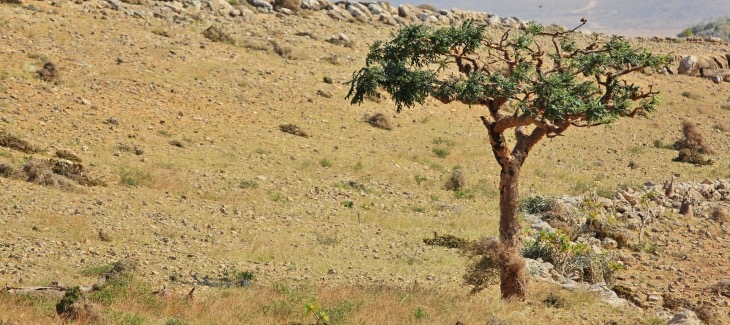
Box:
119;168;152;187
323;76;333;84
239;180;259;189
711;206;728;224
522;229;621;285
542;293;567;308
279;123;309;138
432;137;455;146
0;131;41;153
444;168;465;190
18;159;104;188
432;147;449;158
242;40;270;52
681;91;699;100
414;174;427;185
56;150;82;163
364;113;392;130
423;232;472;249
272;41;295;59
319;159;333;168
169;139;185;148
203;25;235;45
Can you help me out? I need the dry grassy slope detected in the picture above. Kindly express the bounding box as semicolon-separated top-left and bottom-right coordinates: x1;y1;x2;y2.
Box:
0;1;729;324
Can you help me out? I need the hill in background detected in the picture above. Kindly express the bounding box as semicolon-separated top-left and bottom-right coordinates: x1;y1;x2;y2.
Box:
679;17;730;40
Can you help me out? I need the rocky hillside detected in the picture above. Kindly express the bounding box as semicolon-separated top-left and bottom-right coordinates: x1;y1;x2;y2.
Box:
0;0;729;324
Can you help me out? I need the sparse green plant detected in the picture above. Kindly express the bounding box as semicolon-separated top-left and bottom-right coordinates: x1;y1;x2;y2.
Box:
319;158;333;167
432;147;449;158
353;161;363;171
222;269;256;287
305;303;331;325
411;206;426;213
315;232;339;246
268;191;286;202
239;179;259;189
454;187;474;199
414;174;427;185
412;306;429;321
432;137;455;146
119;168;152;187
323;76;333;84
342;200;354;208
628;145;646;154
523;229;620;285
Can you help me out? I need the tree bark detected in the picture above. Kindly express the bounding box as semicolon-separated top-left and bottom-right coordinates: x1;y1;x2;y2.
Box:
497;159;527;299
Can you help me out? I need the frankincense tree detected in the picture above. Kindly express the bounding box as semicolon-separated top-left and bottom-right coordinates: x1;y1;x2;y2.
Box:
347;20;666;299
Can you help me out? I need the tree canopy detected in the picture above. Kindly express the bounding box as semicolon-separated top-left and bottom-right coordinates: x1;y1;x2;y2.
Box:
348;21;666;135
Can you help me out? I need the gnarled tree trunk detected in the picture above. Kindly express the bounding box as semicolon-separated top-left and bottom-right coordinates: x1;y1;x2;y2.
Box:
497;159;527;299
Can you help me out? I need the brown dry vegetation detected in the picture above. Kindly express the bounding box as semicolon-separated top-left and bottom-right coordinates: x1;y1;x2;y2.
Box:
1;1;730;324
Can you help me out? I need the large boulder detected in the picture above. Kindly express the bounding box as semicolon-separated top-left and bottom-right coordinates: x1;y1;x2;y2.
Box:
668;309;702;325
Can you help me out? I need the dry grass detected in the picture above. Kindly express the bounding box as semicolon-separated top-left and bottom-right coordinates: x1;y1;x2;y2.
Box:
0;131;41;153
203;25;235;44
1;3;730;324
675;120;714;154
364;112;392;130
0;277;642;325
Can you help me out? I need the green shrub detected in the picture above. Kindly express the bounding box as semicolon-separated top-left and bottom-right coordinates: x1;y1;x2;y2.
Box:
319;158;333;167
432;147;449;158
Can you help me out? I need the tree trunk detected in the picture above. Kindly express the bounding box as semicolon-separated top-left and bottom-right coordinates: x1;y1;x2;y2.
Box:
498;160;527;299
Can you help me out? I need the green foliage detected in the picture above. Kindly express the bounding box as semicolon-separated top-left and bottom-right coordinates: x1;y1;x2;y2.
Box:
56;286;82;315
222;269;256;287
522;229;620;285
414;174;427;185
348;21;664;125
342;200;354;208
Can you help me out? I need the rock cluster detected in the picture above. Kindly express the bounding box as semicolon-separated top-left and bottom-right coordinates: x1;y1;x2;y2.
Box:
95;0;530;29
522;177;730;321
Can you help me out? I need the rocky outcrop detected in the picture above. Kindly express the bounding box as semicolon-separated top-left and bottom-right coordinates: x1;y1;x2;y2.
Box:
94;0;530;29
